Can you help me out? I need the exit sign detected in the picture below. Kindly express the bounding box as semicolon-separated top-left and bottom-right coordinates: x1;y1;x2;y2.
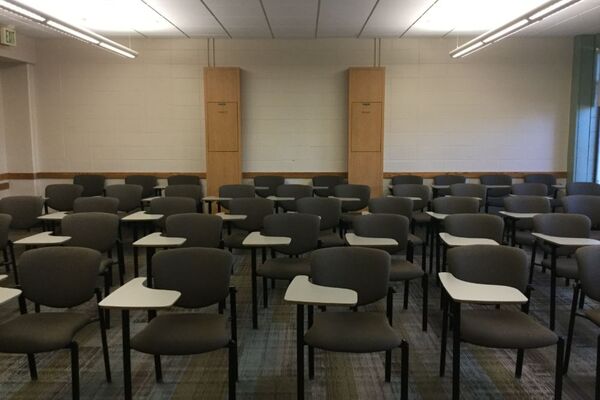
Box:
0;27;16;46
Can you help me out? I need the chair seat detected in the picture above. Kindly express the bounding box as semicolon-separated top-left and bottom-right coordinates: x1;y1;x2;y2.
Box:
412;212;431;225
486;197;506;207
585;309;600;327
319;231;345;248
408;233;423;246
131;313;229;355
390;259;423;281
461;309;558;349
257;257;310;280
0;313;89;353
541;257;578;279
515;230;535;246
304;312;401;353
223;231;248;249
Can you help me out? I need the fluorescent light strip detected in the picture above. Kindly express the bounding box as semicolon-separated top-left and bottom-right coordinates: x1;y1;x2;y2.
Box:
0;0;44;21
47;20;99;44
0;0;137;58
450;0;583;58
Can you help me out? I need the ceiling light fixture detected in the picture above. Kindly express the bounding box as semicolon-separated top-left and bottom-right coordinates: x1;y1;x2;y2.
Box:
0;0;137;58
450;0;583;58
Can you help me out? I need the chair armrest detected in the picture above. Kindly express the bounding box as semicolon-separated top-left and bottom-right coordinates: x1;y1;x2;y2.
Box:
0;285;22;306
438;272;527;304
99;277;181;310
345;233;398;246
284;275;357;306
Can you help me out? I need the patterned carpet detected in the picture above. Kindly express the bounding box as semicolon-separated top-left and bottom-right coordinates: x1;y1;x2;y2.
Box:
1;228;599;399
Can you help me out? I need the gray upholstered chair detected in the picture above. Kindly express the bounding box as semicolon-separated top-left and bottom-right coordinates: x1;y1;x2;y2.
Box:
392;183;432;239
149;197;197;231
254;175;285;198
296;197;344;248
44;184;83;212
73;174;105;197
0;247;111;400
275;184;313;212
368;197;427;271
353;213;428;331
563;195;600;237
105;184;143;214
73;196;119;214
125;175;158;198
440;245;563;400
0;214;16;283
432;196;480;215
524;173;556;193
302;247;408;397
449;183;486;209
312;175;345;197
129;248;237;400
0;196;44;231
165;184;203;212
391;175;423;185
257;214;320;317
167;174;200;186
503;195;551;246
223;198;274;250
334;184;370;232
218;184;255;211
567;182;600;196
479;174;512;212
166;213;223;248
433;175;465;197
444;214;504;243
511;183;548;197
564;246;600;398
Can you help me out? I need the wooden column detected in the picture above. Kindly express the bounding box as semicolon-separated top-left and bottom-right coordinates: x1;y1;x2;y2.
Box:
347;67;385;197
204;67;242;196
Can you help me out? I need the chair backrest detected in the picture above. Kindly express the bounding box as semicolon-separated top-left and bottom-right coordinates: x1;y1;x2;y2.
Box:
228;198;274;232
563;195;600;229
149;197;197;229
296;197;341;231
533;213;591;238
105;184;143;212
432;196;480;214
0;213;11;249
353;214;409;252
503;195;551;213
333;184;370;211
368;197;413;221
62;212;120;253
479;174;512;198
19;247;101;308
567;182;600;196
449;183;487;205
447;245;528;293
511;183;548;196
165;184;203;205
73;174;106;197
152;248;233;308
44;184;83;211
125;175;158;198
167;175;200;186
73;196;119;214
311;247;390;306
263;213;320;255
433;175;466;197
254;175;285;197
391;175;423;185
444;214;504;243
312;175;345;197
219;184;255;209
576;246;600;302
166;213;223;248
0;196;44;229
523;174;556;193
276;184;313;211
391;184;430;210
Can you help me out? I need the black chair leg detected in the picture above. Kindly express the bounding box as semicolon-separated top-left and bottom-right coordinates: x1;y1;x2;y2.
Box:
421;242;427;272
154;355;163;382
27;353;37;380
403;280;409;310
97;293;112;382
229;341;237;400
555;337;564;400
385;349;392;382
70;342;80;400
422;274;428;332
529;242;537;284
452;302;461;400
9;241;18;285
440;290;448;377
262;276;268;308
579;292;586;310
564;284;580;373
515;349;524;378
401;340;409;400
596;334;600;400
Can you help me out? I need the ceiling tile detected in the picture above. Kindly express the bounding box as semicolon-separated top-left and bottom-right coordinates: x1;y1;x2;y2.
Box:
262;0;318;38
317;0;376;38
144;0;227;37
204;0;271;38
361;0;437;37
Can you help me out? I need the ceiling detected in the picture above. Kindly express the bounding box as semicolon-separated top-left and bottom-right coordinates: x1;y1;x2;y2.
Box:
0;0;599;40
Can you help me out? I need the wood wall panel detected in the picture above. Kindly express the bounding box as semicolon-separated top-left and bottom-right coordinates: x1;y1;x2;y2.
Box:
350;102;382;152
207;102;239;152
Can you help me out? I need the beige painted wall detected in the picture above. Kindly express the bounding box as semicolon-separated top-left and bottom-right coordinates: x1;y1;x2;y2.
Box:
31;36;572;176
0;33;36;63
